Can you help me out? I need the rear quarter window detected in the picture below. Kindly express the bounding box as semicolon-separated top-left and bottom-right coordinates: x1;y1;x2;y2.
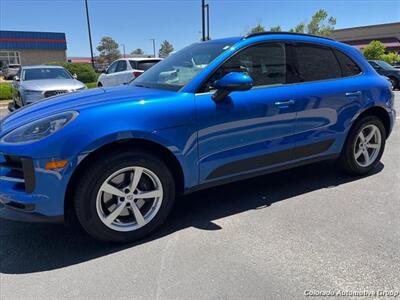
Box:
334;50;362;77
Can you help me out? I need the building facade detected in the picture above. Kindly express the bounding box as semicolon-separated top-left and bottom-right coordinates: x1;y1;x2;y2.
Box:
331;22;400;53
0;30;67;68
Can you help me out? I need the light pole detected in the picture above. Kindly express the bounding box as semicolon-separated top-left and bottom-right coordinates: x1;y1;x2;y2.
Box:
201;1;210;41
121;43;126;58
205;3;210;40
201;0;206;41
150;38;156;58
84;0;95;69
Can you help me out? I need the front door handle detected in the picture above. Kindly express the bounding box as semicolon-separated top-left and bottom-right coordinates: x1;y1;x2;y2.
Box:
274;100;295;106
345;91;362;97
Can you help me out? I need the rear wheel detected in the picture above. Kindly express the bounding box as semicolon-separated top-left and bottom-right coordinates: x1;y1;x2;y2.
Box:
73;150;175;242
339;116;386;175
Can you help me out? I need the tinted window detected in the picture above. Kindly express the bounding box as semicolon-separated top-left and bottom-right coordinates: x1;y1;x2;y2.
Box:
135;60;160;71
214;43;286;87
295;44;341;82
116;60;127;72
334;50;361;77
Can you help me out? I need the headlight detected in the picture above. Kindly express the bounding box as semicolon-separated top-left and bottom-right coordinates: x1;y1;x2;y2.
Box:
1;111;78;144
23;90;43;101
24;90;42;96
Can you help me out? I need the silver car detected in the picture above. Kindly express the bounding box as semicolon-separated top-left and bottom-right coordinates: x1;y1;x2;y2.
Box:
11;65;86;109
4;64;21;80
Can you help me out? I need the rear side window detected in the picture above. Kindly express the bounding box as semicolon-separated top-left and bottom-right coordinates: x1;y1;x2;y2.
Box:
295;44;341;82
334;50;362;77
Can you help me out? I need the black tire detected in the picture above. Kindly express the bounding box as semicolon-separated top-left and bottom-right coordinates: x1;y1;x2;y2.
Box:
339;115;386;175
388;77;398;90
73;150;175;243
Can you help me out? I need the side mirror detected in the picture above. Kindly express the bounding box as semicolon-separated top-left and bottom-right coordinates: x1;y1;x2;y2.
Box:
210;72;254;102
13;75;20;82
72;73;78;79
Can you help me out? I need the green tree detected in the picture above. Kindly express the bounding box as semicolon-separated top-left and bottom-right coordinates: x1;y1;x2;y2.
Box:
362;40;386;60
307;9;336;36
131;48;144;55
380;52;400;65
265;9;336;36
270;25;282;32
96;36;121;63
289;23;306;33
249;22;265;34
158;40;174;58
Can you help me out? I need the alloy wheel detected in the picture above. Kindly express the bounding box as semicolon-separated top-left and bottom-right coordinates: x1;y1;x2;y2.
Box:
353;124;382;168
96;166;163;232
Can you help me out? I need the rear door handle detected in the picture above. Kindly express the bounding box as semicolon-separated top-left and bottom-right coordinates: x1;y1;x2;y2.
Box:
274;100;295;106
345;91;362;97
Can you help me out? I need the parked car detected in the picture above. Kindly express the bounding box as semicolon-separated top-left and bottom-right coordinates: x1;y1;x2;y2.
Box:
97;58;162;87
10;65;86;110
3;64;21;80
0;33;395;243
368;60;400;90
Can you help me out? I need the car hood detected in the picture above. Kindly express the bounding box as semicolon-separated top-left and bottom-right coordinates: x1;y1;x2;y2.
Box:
20;79;85;91
1;85;178;133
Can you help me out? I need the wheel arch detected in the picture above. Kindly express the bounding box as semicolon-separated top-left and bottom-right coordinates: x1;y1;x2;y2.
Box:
64;138;185;224
353;106;391;139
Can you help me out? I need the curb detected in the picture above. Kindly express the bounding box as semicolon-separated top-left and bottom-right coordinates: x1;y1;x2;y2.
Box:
0;101;11;110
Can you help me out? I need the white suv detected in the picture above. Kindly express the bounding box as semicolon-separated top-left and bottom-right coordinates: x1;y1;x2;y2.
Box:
97;58;162;87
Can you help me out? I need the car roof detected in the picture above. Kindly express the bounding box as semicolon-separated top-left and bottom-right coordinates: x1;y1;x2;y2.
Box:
124;58;162;61
207;32;358;55
22;65;65;69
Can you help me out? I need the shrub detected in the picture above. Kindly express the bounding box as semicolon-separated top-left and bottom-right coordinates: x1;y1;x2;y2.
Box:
47;62;98;83
86;82;98;89
380;52;400;65
0;83;12;100
362;41;386;60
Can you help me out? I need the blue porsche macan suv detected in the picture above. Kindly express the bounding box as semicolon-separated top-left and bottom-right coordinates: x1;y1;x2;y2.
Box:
0;33;395;242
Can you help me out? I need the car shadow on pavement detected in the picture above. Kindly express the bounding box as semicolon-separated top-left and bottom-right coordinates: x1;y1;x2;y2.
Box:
0;160;384;274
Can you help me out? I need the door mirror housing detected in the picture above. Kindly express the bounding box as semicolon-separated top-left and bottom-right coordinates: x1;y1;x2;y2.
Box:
13;75;20;82
72;73;78;79
210;72;253;102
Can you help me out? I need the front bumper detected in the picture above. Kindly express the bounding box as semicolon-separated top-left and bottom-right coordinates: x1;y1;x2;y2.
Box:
0;202;63;223
0;153;75;223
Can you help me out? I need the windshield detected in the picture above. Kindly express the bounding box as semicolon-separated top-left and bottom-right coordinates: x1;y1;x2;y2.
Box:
132;42;232;91
376;60;396;70
23;68;72;81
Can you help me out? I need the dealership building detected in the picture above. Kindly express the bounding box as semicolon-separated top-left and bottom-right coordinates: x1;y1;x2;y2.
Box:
0;30;67;68
331;22;400;53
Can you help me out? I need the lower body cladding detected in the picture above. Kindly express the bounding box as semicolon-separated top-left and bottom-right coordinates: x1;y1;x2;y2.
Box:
0;153;74;223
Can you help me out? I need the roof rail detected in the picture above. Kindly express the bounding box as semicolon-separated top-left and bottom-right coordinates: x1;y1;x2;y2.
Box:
242;31;335;41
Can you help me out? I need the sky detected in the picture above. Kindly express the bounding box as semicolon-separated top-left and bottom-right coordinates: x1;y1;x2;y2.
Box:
0;0;399;57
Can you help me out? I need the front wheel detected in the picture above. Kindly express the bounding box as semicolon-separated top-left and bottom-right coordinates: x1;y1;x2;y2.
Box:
339;116;386;175
73;150;175;242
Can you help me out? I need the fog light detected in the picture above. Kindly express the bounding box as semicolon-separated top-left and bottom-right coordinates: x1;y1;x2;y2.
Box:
45;160;68;170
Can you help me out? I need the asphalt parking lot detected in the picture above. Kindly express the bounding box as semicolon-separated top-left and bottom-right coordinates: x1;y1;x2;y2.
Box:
0;93;399;299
